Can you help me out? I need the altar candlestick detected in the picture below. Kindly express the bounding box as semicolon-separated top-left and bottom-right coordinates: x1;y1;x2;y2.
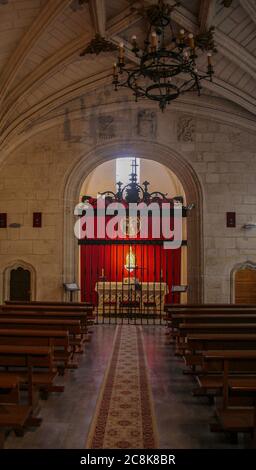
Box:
188;33;194;49
151;32;157;50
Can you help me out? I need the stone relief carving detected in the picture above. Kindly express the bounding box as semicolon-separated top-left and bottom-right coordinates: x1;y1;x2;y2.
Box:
137;110;157;138
97;115;116;140
80;34;118;57
177;115;195;142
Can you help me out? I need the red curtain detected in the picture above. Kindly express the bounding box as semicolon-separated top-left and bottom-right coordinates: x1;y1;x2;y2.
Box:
80;244;181;305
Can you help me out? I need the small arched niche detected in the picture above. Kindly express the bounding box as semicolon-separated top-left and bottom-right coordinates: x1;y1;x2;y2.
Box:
231;261;256;304
3;261;36;302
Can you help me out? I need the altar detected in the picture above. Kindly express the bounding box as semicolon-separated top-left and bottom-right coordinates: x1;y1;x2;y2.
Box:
95;281;169;315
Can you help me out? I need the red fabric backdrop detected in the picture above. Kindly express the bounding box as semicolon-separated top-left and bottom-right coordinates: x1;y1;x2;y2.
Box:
80;244;181;305
79;200;182;306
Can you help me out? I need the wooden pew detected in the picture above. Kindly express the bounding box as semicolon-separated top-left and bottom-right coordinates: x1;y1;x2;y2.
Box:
1;304;95;326
187;334;256;351
5;301;93;308
0;345;55;405
176;322;256;356
0;305;93;316
200;351;256;443
184;334;256;372
0;318;84;353
0;374;21;404
0;345;54;448
166;309;256;339
0;310;89;336
179;323;256;336
172;313;256;329
165;303;256;312
0;329;71;371
0;403;32;449
200;350;256;404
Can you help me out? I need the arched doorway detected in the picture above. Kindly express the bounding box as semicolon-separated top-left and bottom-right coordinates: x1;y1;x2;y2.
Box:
233;262;256;304
79;157;188;322
10;267;31;301
63;141;203;304
3;261;36;302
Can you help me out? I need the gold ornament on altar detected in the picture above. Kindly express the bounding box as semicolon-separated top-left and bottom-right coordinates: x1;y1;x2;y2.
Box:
125;246;137;272
121;216;141;237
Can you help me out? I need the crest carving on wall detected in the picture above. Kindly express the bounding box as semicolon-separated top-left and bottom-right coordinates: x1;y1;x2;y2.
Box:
98;115;116;140
137;110;157;138
177;115;195;143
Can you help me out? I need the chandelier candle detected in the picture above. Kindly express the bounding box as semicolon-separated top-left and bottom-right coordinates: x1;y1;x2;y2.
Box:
113;0;216;111
188;33;195;49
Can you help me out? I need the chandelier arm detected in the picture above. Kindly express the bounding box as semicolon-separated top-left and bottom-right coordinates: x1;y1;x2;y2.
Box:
113;0;216;110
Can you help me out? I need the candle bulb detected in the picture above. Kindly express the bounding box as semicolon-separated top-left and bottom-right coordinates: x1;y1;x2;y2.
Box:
151;32;157;48
188;33;194;49
113;62;117;76
207;52;212;66
179;29;185;38
132;35;137;45
119;42;124;60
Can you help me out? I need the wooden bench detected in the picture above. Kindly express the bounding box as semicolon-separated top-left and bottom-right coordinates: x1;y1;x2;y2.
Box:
201;350;256;406
165;303;256;312
171;313;256;329
179;323;256;336
1;303;96;326
0;329;73;371
0;404;33;449
200;351;256;444
0;374;21;404
185;334;256;368
5;300;93;308
0;344;54;417
0;310;90;336
175;322;256;356
0;318;84;353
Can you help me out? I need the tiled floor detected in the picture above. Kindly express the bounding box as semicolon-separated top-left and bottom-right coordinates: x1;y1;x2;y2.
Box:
5;325;248;449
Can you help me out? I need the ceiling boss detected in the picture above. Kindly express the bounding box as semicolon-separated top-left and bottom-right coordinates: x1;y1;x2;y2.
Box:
113;0;217;111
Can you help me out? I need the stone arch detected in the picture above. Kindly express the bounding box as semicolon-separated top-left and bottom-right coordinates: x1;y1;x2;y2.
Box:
230;260;256;303
63;140;204;303
2;260;37;302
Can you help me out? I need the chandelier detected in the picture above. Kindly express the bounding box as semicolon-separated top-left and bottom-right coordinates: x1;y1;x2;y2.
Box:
112;0;215;111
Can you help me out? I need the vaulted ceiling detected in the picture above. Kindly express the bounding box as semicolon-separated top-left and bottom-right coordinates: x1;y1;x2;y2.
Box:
0;0;255;152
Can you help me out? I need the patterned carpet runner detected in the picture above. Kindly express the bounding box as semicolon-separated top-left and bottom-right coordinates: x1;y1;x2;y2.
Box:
86;325;158;449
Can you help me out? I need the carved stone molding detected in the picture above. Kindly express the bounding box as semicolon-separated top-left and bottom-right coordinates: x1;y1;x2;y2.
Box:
177;115;195;142
137;110;157;138
80;34;118;56
97;115;116;140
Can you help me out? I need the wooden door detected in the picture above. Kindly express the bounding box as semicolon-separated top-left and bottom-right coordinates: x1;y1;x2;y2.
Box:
10;267;31;301
235;268;256;304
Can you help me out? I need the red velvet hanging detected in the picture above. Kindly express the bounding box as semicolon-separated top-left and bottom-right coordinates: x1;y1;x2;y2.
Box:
80;244;181;305
79;199;182;305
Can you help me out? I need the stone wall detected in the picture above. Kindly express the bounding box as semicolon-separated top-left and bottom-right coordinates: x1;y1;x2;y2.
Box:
0;91;256;303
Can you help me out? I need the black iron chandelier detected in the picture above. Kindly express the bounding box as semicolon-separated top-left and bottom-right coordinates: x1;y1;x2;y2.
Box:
113;0;216;111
